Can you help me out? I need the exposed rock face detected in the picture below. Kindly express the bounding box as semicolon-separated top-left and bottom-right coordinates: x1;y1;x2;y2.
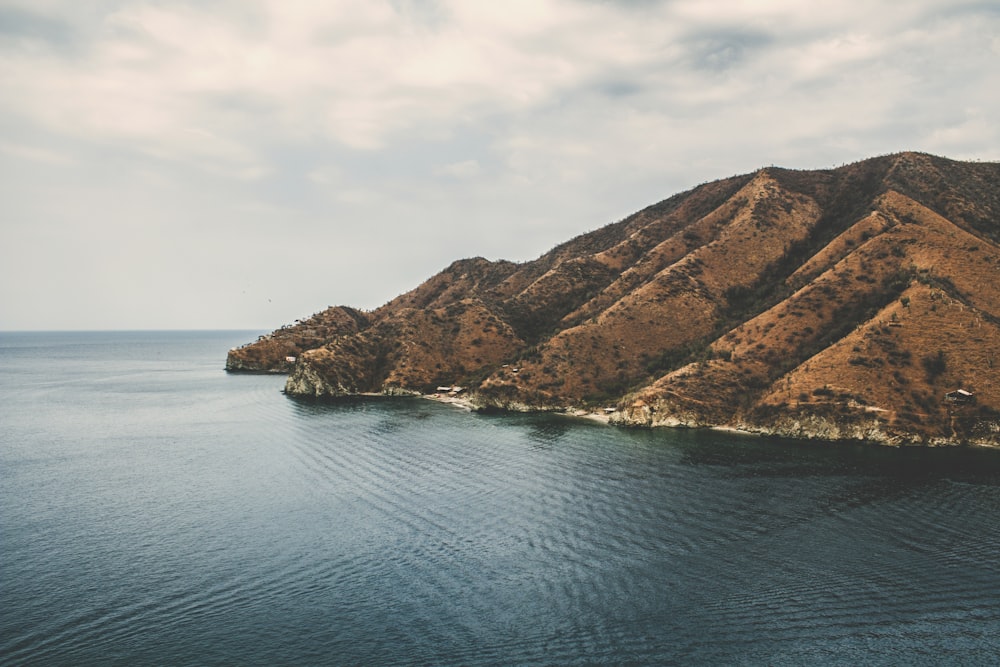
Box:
283;361;351;398
231;153;1000;446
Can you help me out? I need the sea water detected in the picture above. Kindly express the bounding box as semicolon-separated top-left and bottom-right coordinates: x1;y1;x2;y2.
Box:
2;331;999;665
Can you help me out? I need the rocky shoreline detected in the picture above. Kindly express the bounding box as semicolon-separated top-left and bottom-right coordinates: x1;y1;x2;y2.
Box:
278;369;999;447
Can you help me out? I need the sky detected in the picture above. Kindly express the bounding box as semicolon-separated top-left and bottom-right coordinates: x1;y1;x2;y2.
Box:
1;0;998;331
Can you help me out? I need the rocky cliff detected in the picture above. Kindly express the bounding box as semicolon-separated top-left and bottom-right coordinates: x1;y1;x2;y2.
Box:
230;152;1000;446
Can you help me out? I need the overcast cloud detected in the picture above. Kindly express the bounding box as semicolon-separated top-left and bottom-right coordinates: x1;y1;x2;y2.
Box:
2;0;998;330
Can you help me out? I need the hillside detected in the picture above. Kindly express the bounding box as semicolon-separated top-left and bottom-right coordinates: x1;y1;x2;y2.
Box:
227;152;1000;446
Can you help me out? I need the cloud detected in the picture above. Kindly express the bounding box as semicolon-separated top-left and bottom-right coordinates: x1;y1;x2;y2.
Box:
1;0;998;328
0;5;78;48
434;159;481;179
682;29;773;72
0;140;74;165
5;1;996;169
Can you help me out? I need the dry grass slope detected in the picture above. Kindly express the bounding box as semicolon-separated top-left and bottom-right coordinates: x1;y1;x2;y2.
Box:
232;153;1000;445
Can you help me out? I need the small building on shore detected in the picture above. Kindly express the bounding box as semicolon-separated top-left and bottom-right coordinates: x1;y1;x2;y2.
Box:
945;389;976;405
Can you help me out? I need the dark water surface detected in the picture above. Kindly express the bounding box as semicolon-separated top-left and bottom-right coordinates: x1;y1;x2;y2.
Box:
2;331;1000;665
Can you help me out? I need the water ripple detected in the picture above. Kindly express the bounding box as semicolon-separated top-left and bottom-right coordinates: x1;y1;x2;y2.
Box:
5;336;1000;665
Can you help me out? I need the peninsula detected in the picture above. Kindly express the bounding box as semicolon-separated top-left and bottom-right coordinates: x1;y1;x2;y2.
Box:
228;153;1000;446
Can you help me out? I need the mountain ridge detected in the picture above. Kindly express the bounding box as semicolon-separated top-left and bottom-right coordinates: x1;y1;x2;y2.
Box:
227;152;1000;446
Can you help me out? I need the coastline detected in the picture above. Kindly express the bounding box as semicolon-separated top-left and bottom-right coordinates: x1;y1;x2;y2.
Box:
272;377;1000;449
418;392;999;448
421;391;616;424
422;392;475;411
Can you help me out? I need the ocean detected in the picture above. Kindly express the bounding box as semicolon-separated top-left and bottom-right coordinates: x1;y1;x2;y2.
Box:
2;330;999;665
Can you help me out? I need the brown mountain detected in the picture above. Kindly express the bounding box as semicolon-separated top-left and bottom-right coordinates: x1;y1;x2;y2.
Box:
227;152;1000;445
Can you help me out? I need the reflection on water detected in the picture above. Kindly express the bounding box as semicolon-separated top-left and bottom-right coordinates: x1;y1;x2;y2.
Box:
526;418;571;447
2;332;1000;666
